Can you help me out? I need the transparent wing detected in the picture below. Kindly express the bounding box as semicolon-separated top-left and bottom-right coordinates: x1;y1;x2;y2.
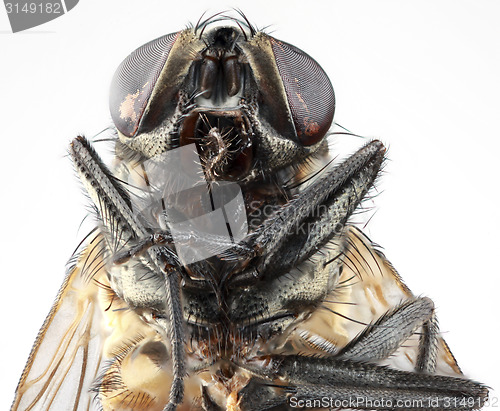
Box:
291;225;462;376
12;233;108;411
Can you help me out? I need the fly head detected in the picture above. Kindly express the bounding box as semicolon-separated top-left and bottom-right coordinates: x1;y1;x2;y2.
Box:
109;17;335;183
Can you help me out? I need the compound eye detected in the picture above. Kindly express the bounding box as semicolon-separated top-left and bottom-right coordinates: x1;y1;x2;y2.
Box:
110;32;180;137
269;36;335;146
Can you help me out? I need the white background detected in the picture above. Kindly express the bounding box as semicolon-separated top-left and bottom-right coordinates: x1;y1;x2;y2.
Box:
1;0;499;408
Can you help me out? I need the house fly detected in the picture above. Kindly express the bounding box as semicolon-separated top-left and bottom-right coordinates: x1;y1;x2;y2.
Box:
12;11;488;411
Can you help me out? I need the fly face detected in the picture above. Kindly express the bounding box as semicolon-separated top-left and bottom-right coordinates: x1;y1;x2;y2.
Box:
109;20;335;181
12;13;488;411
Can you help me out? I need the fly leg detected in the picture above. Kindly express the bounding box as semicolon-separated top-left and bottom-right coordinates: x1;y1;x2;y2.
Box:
70;137;185;409
228;140;385;286
336;297;439;373
239;355;488;410
113;232;175;264
112;227;253;294
113;230;254;265
417;309;439;373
